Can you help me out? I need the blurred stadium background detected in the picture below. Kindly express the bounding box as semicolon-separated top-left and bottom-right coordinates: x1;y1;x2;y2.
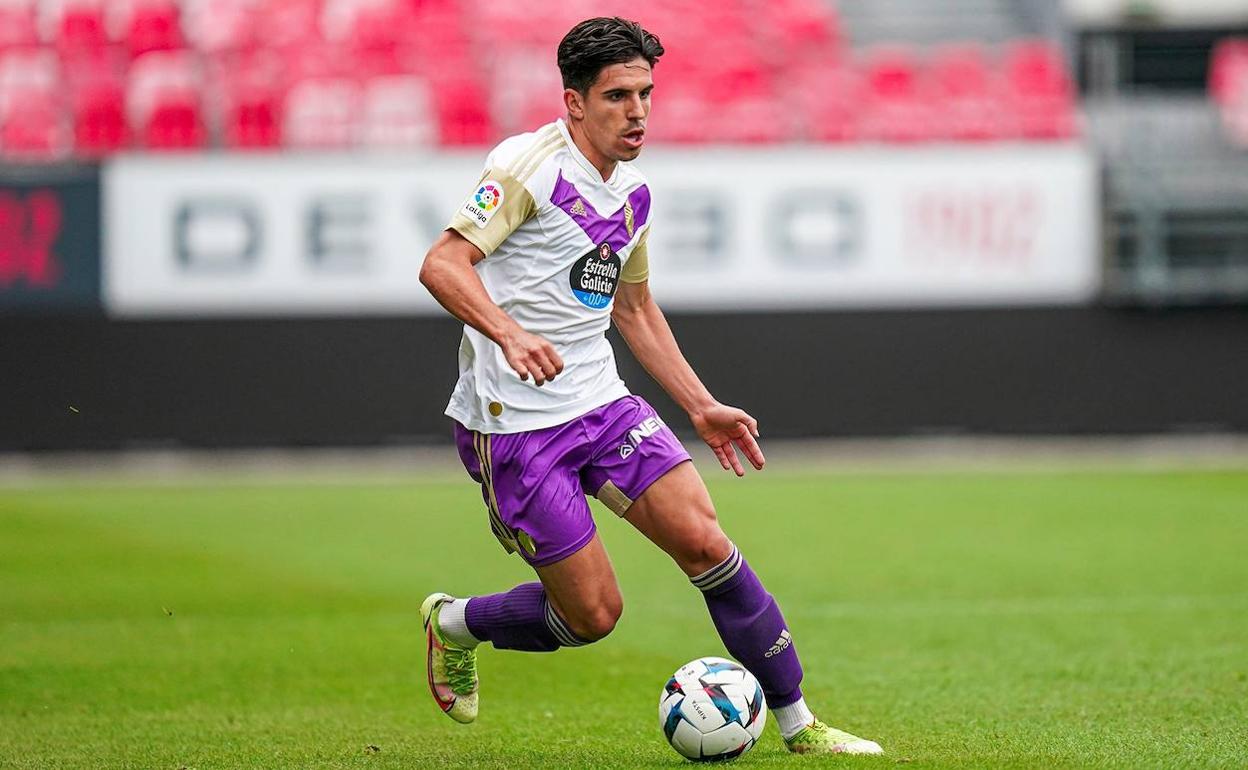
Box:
1;0;1246;449
2;3;1248;768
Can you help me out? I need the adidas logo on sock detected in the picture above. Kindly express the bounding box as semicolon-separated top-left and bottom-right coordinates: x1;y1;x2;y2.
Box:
764;629;792;658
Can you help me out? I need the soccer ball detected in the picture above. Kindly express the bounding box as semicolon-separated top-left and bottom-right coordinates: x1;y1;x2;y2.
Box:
658;656;767;762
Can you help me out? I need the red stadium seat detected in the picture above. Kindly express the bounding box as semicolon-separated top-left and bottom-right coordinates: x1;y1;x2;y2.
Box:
429;75;493;146
0;2;37;51
857;46;934;142
224;86;283;150
144;93;207;149
1212;40;1248;146
125;1;185;59
1209;38;1248;106
343;3;421;78
646;87;713;144
254;0;323;50
928;43;1007;141
217;51;287;149
714;97;789;143
760;0;842;58
186;0;260;55
1002;39;1076;139
54;4;110;61
360;75;437;148
0;47;59;93
1;89;69;161
793;64;861;143
127;50;205;149
73;78;129;156
283;77;362;148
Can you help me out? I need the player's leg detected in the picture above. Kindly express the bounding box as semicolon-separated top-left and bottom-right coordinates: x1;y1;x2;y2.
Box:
580;396;881;754
437;533;621;650
624;464;881;755
423;422;619;723
622;465;806;711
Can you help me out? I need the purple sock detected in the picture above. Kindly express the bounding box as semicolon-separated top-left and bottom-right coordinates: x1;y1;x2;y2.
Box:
464;582;590;652
693;544;804;708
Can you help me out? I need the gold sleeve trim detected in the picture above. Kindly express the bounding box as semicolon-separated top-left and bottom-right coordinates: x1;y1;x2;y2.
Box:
446;166;538;257
620;228;650;284
508;126;562;182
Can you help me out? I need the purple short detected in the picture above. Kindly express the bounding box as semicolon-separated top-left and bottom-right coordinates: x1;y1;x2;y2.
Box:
454;395;692;567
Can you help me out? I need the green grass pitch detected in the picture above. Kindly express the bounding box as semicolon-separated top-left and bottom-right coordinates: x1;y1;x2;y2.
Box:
2;468;1246;768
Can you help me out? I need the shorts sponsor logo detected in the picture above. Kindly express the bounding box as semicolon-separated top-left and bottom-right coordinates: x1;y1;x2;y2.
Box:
628;416;665;445
764;629;792;658
618;416;665;459
462;180;504;228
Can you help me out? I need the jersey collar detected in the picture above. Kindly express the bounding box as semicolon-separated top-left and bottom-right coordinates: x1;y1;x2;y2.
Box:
556;118;620;186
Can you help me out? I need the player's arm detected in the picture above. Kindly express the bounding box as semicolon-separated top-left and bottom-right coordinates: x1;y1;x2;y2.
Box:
612;277;764;476
420;229;563;387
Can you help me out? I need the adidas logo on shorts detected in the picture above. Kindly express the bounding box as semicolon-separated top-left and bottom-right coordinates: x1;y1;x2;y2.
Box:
764;629;792;658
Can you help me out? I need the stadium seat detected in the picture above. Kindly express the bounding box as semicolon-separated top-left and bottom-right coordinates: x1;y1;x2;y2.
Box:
343;3;421;78
214;50;287;149
360;75;437;148
283;77;362;148
127;50;205;149
54;3;110;61
0;89;69;161
1212;41;1248;146
1002;39;1076;139
928;43;1007;141
0;1;37;51
759;0;842;59
792;64;861;143
1209;38;1248;106
645;87;713;144
185;0;260;55
0;46;58;93
223;86;283;150
714;97;789;144
144;93;207;149
72;78;128;156
857;46;935;142
429;75;493;146
124;1;185;59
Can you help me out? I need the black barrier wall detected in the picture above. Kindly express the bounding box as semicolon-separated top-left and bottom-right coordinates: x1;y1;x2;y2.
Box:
2;307;1245;450
0;167;101;313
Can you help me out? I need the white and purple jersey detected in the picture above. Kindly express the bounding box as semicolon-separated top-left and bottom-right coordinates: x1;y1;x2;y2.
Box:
444;118;653;433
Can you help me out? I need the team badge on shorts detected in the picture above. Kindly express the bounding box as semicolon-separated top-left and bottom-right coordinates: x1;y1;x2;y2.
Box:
569;241;621;309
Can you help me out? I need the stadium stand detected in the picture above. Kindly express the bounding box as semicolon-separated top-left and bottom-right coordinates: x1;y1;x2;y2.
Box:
0;0;1081;157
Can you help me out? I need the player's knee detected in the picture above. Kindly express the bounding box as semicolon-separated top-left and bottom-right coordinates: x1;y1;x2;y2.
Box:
689;528;733;575
568;596;623;642
671;513;732;577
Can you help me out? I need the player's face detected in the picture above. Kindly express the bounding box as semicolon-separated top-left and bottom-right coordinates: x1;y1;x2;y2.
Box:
568;57;653;166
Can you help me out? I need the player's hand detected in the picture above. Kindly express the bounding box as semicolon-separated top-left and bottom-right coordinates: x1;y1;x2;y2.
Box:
500;328;564;386
689;402;764;477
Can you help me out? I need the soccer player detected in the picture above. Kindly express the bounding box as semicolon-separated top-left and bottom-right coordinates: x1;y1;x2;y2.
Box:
417;17;882;756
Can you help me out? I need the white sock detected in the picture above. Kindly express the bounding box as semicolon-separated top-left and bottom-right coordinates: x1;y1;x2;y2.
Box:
436;598;480;648
773;697;816;740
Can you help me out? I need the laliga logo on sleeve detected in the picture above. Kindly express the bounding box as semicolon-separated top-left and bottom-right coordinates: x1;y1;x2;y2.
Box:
463;180;504;228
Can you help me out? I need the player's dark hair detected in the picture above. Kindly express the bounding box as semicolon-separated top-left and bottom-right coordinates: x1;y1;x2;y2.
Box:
557;17;664;95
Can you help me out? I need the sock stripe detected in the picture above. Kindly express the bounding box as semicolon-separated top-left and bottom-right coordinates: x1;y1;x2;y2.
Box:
544;600;588;647
691;545;742;592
